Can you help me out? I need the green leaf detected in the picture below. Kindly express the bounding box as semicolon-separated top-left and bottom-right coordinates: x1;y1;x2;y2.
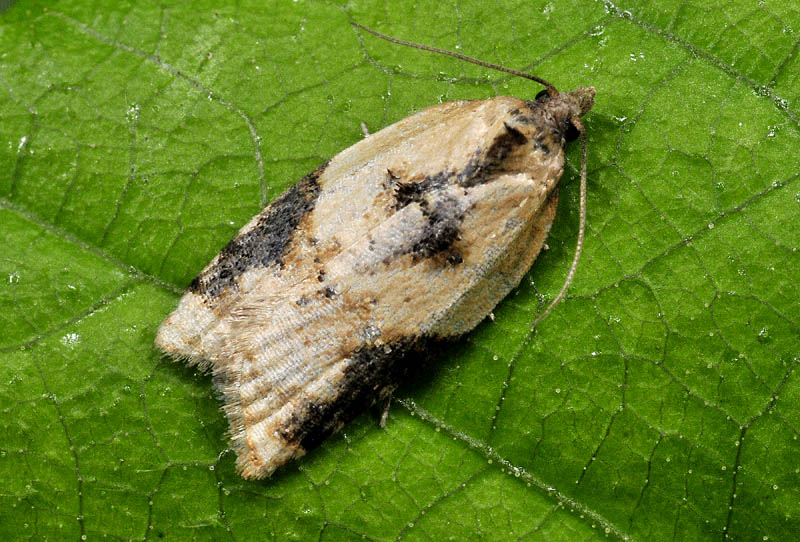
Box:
2;0;798;540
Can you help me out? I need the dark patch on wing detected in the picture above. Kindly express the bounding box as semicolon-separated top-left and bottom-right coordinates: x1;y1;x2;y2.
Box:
457;122;529;188
393;171;451;210
188;161;328;299
388;120;542;264
411;195;464;261
320;285;338;298
392;119;534;214
533;134;551;156
276;336;432;452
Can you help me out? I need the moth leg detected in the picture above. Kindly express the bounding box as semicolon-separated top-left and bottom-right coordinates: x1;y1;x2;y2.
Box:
360;121;370;138
379;395;392;427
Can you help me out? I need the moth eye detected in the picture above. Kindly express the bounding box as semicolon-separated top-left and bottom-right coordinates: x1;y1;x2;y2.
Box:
565;121;580;142
535;89;549;101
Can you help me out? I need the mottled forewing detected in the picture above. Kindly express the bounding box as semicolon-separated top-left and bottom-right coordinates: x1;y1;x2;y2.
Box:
185;97;570;477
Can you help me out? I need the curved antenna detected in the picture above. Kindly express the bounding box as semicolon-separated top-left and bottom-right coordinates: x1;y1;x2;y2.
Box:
531;117;587;329
351;22;558;96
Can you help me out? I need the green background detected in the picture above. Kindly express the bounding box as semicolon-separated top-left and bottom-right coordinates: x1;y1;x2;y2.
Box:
1;1;798;540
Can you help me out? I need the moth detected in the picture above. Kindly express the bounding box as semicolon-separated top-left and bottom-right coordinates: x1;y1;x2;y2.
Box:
155;23;595;479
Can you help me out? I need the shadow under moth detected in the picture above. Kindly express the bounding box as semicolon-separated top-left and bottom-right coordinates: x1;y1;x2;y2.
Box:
156;23;595;479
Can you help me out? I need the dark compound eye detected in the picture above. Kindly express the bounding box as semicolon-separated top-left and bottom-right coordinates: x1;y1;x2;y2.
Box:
535;89;549;101
565;121;580;142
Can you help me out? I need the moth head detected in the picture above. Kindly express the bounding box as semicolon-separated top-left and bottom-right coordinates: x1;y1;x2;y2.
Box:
535;86;595;142
570;86;596;116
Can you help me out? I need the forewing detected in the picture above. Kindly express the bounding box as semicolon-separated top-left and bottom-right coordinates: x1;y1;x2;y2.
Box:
156;96;569;478
155;99;527;366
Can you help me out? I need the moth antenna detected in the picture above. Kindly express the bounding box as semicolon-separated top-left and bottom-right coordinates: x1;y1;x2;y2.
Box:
531;117;587;329
351;22;558;96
